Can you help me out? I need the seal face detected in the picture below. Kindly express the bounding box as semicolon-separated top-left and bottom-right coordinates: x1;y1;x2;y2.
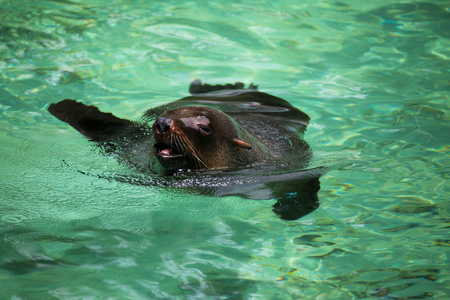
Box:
152;114;193;170
48;80;323;220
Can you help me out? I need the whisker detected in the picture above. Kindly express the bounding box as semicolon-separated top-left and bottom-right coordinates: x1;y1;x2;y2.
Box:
166;128;209;169
170;131;175;151
179;135;208;168
174;135;185;153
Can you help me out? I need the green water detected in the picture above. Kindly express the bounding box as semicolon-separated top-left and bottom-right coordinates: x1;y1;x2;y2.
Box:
1;0;449;298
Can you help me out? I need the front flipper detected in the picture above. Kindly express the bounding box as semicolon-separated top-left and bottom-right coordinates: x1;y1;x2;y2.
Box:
48;99;135;142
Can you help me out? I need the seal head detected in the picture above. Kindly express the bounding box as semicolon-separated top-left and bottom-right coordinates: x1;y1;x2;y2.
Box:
151;105;260;172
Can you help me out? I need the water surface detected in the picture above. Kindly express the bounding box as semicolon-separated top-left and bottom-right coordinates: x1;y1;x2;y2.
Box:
1;0;449;298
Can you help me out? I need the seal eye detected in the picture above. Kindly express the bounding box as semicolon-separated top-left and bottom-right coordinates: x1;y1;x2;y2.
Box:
197;124;211;135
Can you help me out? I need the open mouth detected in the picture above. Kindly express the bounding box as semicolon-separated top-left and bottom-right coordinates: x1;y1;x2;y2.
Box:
154;142;186;159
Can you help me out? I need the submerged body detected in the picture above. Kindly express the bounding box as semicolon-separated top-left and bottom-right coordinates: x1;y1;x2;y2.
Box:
49;81;323;220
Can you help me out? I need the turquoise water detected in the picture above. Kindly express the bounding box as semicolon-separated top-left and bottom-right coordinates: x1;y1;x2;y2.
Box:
1;0;449;298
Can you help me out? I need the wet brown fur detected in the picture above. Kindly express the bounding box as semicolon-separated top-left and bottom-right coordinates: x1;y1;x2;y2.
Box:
152;106;271;170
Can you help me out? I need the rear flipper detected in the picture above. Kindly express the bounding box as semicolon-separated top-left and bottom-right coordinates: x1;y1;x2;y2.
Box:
48;99;135;143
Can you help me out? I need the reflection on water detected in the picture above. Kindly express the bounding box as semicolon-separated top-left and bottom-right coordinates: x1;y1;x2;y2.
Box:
0;0;449;298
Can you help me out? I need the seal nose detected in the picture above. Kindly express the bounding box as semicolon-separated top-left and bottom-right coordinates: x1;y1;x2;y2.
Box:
155;117;173;134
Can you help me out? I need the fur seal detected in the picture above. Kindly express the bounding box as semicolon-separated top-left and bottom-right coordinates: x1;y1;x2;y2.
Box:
48;80;324;220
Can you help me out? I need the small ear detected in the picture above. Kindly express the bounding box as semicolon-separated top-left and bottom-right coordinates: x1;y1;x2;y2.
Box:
233;138;251;150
